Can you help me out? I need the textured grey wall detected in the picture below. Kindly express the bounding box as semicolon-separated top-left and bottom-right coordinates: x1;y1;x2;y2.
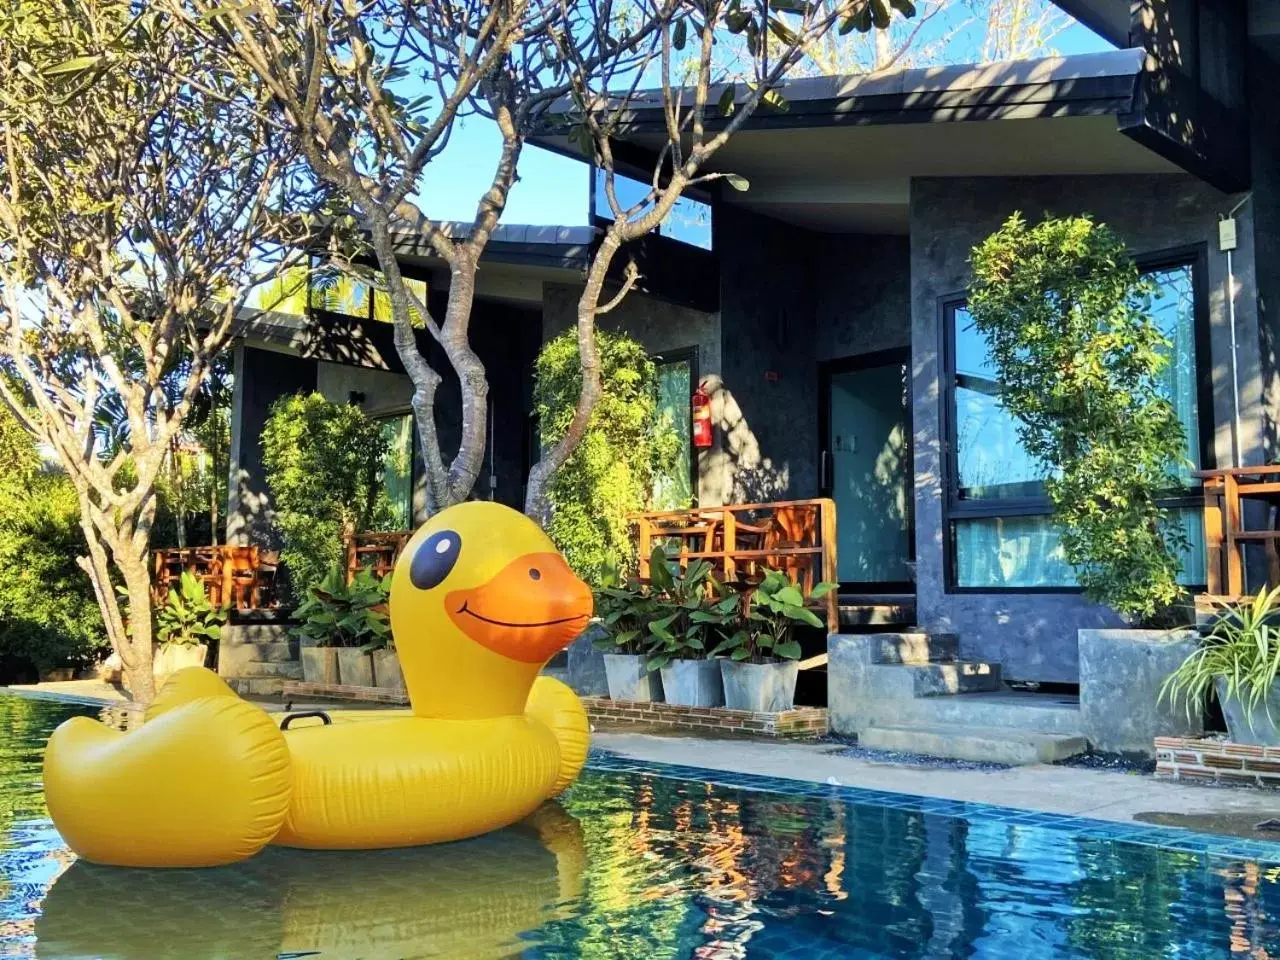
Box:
225;345;318;547
909;173;1257;682
715;205;820;503
814;234;912;361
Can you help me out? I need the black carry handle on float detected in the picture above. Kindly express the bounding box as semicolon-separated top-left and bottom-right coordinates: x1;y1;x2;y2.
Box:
279;711;332;731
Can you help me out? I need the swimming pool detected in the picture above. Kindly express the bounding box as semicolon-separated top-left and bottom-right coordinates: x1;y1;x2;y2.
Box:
3;694;1279;959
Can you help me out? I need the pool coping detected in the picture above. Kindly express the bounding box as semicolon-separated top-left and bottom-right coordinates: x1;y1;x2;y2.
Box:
585;750;1280;866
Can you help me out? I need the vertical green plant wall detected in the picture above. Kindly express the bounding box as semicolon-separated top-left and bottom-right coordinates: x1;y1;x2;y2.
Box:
967;213;1188;623
533;329;684;582
261;392;392;603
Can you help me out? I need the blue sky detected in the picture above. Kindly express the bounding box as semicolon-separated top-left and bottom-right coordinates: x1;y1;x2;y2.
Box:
417;14;1113;227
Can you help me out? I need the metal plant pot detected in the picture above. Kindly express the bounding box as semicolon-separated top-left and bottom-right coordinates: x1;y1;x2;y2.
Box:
602;654;664;702
300;646;339;685
659;659;724;708
372;648;407;694
1217;678;1280;746
336;648;374;688
720;659;799;713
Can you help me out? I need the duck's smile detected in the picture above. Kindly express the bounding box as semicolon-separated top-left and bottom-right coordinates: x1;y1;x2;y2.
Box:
455;601;590;630
446;552;594;663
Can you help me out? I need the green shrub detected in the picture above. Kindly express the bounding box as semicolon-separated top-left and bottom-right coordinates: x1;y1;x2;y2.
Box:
292;566;391;650
260;393;392;604
155;571;227;647
533;329;682;582
1162;587;1280;727
968;214;1188;624
0;409;106;675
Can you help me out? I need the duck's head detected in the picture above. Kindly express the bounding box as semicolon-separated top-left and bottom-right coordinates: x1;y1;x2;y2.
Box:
389;501;593;719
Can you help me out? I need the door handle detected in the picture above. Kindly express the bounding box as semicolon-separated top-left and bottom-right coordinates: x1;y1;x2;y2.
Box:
821;450;830;492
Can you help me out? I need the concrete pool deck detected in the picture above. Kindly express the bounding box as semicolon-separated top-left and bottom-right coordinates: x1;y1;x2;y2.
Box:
10;681;1280;840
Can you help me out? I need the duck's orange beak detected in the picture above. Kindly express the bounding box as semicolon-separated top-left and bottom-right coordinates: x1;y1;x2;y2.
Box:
446;553;593;664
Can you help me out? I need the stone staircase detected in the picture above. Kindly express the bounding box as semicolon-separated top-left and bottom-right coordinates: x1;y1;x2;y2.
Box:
218;622;301;696
829;631;1087;765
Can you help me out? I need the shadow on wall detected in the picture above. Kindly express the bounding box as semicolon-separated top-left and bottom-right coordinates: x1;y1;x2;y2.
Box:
701;377;790;506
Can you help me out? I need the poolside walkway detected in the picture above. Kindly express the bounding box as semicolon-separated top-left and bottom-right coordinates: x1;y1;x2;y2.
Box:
594;731;1280;840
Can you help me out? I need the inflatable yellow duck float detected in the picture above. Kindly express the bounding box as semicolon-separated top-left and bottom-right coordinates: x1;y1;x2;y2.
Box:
43;502;594;867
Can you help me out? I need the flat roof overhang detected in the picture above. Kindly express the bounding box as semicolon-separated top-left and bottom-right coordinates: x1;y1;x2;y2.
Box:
532;48;1246;234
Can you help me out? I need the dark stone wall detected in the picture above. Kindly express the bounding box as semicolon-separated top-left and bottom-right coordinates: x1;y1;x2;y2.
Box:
715;205;820;503
909;173;1256;682
225;345;317;546
1249;47;1280;464
813;234;912;361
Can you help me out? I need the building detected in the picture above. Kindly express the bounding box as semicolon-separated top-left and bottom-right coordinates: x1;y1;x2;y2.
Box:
224;0;1279;688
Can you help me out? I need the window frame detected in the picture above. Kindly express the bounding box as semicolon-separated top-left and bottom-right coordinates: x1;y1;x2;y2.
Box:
939;242;1215;594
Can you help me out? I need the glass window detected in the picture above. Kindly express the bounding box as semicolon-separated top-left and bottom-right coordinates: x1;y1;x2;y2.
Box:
592;168;712;251
953;307;1051;500
947;256;1207;590
952;510;1206;589
650;358;694;510
378;414;415;529
373;277;429;325
1146;263;1201;477
310;274;371;318
246;266;309;317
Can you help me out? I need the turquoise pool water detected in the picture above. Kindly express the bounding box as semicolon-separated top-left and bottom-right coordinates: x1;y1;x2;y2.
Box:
3;695;1280;958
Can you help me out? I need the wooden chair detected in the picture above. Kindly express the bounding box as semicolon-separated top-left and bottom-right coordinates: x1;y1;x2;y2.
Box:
763;504;820;592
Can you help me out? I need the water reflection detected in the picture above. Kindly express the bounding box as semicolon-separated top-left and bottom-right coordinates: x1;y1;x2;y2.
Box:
3;698;1280;959
36;805;584;960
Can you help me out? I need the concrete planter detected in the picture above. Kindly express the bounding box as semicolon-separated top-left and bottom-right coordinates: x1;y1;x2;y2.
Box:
1078;628;1203;756
336;648;374;688
154;643;207;677
372;648;407;694
301;646;339;685
659;659;724;708
721;659;799;713
602;654;663;702
1216;678;1280;746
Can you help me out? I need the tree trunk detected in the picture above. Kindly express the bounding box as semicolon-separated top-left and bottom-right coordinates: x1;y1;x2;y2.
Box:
523;236;620;522
171;443;187;548
118;556;157;704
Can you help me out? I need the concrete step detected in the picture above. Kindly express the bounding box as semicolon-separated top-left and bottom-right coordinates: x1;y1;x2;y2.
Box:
235;660;303;679
859;724;1088;765
893;691;1083;736
867;632;959;665
869;660;1001;698
838;601;915;629
224;640;298;663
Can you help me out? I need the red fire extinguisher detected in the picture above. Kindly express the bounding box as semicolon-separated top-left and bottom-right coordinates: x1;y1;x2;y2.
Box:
691;385;713;449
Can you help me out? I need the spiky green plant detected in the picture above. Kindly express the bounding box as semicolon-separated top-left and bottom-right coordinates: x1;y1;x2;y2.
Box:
1161;586;1280;729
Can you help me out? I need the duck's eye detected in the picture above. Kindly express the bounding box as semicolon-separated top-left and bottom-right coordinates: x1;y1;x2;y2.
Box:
410;530;460;590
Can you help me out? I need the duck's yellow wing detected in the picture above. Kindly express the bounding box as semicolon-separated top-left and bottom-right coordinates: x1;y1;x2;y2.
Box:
44;668;292;867
525;675;590;795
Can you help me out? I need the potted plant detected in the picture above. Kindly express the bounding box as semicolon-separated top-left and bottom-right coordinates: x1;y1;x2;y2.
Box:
968;215;1204;755
292;566;390;687
1162;586;1280;746
593;566;664;702
154;571;225;676
645;549;726;708
713;570;834;712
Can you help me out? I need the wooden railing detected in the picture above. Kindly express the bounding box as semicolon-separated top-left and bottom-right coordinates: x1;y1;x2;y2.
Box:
1197;466;1280;598
630;498;839;633
151;545;279;611
345;531;412;583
